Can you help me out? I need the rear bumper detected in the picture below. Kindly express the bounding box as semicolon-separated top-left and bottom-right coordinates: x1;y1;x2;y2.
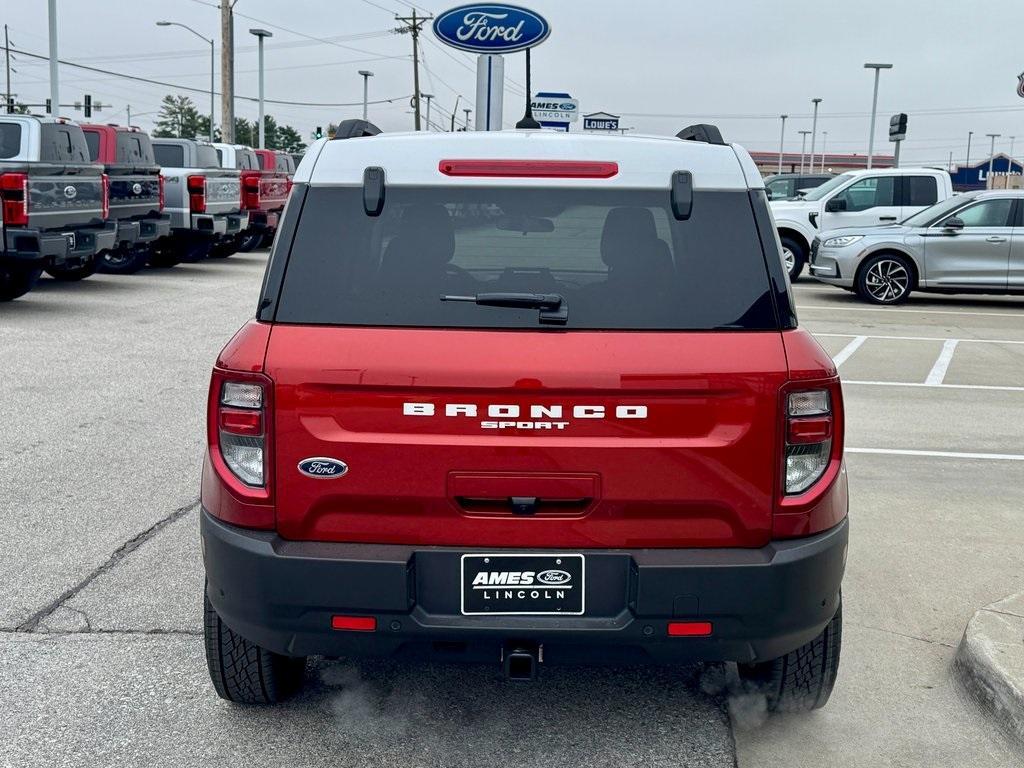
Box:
4;223;117;267
202;510;848;665
246;210;280;231
187;212;249;238
113;215;171;247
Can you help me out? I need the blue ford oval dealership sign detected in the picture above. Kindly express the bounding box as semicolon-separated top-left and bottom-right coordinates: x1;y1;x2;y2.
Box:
433;4;550;54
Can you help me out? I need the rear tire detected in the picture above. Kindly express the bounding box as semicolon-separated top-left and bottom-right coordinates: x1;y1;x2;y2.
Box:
98;247;148;275
737;600;842;712
855;253;914;305
45;261;97;281
780;235;806;281
237;230;264;252
204;590;306;704
0;267;41;301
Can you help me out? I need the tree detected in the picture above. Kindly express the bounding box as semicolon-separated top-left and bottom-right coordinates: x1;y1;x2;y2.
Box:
153;95;203;139
276;125;306;153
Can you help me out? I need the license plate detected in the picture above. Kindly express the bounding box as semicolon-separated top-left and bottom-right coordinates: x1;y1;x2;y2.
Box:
460;553;584;616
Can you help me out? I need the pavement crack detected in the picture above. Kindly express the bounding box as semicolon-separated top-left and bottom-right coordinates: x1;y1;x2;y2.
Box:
14;498;200;633
0;627;201;637
849;620;955;648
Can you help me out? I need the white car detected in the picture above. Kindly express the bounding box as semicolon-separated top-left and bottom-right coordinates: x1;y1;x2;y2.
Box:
770;167;954;279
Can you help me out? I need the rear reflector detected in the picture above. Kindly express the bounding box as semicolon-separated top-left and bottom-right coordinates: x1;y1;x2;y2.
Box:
438;159;618;178
331;615;377;632
219;408;263;436
667;621;713;637
787;416;833;444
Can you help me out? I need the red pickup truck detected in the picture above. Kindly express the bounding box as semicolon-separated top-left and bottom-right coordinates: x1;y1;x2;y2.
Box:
211;144;290;254
240;149;294;251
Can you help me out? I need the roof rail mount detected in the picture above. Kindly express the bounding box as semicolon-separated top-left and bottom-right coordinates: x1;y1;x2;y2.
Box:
332;119;383;140
677;124;725;146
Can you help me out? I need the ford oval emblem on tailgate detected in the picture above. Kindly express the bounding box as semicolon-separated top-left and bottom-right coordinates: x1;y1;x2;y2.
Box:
297;457;348;478
63;185;77;200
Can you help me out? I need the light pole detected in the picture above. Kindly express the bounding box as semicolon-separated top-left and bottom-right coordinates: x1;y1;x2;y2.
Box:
464;108;471;131
809;98;822;173
777;114;787;174
249;28;272;148
821;131;828;171
422;93;433;131
986;133;1000;189
966;131;973;167
864;63;892;169
358;70;373;121
798;130;811;173
1008;136;1015;179
158;21;214;142
47;0;59;118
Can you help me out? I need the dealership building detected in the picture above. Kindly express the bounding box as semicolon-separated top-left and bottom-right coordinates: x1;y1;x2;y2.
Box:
749;151;895;174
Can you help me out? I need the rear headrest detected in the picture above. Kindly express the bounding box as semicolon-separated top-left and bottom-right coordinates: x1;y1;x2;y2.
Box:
389;204;455;267
601;207;658;268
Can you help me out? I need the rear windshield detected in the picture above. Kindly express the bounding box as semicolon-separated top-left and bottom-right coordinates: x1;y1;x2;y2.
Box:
274;186;778;331
116;133;155;165
83;130;101;161
0;123;21;158
196;145;220;169
153;144;184;167
40;124;91;163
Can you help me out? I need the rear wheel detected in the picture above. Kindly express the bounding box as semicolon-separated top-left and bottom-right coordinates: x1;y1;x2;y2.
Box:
204;589;307;704
46;261;97;281
237;230;264;252
0;267;41;301
780;235;806;281
98;247;148;275
856;253;914;304
737;600;842;712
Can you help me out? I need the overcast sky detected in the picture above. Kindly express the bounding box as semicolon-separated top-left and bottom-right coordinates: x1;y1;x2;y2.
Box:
2;0;1022;166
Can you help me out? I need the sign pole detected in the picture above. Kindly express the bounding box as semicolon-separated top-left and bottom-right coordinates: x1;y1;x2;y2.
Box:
475;54;504;131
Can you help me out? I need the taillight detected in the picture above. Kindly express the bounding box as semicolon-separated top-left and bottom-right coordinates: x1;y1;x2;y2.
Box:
218;380;266;487
187;174;206;214
158;174;166;211
784;389;833;495
100;173;110;220
0;172;29;226
242;172;261;210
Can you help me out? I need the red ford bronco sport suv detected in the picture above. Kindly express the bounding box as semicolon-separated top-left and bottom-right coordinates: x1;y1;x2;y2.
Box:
201;121;847;712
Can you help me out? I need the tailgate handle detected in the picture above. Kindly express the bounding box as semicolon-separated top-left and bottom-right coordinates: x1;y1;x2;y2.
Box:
455;496;591;517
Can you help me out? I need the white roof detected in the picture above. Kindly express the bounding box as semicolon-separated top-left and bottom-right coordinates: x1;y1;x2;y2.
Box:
297;130;763;191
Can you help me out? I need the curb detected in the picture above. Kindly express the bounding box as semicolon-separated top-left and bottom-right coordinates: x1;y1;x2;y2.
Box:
954;592;1024;745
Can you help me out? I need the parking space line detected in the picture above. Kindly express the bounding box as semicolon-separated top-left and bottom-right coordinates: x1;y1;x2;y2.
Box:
843;380;1024;393
815;333;1024;347
800;305;1024;319
831;336;867;367
848;447;1024;462
924;339;959;385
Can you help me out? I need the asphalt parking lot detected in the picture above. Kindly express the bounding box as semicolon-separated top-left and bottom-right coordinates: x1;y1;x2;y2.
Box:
2;257;1022;767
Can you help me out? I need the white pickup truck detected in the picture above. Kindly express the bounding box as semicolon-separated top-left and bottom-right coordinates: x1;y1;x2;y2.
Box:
770;167;954;279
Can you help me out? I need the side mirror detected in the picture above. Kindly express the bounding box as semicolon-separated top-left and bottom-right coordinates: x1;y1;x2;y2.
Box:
825;197;847;212
942;217;964;231
765;189;773;200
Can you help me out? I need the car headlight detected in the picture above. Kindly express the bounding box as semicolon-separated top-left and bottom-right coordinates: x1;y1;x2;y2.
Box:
822;235;863;248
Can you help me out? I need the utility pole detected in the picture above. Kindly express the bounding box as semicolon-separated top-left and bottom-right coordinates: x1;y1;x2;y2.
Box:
47;0;59;119
986;133;1000;189
395;9;432;131
864;63;892;169
220;0;235;143
464;108;471;130
966;131;973;166
809;98;822;173
821;131;828;170
450;94;461;132
777;114;787;174
798;130;811;174
249;28;272;149
4;25;11;113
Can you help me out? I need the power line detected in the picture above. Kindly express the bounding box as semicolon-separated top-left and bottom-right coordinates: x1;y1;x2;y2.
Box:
8;46;409;107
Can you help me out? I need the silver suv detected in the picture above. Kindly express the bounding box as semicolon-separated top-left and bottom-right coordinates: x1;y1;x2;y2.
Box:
809;190;1024;304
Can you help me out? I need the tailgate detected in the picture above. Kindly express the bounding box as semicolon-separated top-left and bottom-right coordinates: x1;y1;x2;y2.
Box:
203;169;241;215
26;164;105;230
259;173;289;209
267;327;787;549
107;170;161;220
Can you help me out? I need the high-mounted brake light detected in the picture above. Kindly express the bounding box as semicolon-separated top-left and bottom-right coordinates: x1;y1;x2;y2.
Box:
187;174;206;214
0;172;29;227
784;389;833;495
100;173;110;220
438;159;618;178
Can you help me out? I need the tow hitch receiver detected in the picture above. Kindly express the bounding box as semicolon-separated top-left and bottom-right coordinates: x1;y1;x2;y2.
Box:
502;642;541;681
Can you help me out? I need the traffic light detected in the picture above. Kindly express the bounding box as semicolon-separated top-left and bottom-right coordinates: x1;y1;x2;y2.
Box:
889;113;908;141
45;98;51;114
315;126;323;139
84;94;92;118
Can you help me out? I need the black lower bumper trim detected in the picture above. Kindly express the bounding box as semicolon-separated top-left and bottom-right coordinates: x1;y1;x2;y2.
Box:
202;510;847;665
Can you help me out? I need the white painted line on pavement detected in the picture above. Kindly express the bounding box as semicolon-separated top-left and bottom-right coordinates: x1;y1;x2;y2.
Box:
925;339;960;385
831;335;867;367
800;304;1024;319
815;333;1024;346
848;447;1024;462
843;380;1024;392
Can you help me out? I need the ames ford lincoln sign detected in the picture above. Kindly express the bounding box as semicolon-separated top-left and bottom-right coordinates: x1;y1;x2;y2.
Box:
433;4;551;53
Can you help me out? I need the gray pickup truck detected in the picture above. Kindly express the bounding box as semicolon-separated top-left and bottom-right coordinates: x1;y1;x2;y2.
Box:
151;138;247;265
0;115;117;299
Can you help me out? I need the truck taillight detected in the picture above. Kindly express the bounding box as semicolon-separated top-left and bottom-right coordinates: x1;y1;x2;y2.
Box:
0;172;29;227
101;173;110;220
241;172;261;210
158;174;166;211
217;380;267;487
187;174;206;214
784;390;833;494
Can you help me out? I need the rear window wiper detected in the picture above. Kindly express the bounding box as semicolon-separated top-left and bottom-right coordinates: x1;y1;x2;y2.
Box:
440;292;568;325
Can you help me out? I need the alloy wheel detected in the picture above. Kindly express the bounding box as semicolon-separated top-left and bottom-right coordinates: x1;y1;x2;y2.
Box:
864;258;909;303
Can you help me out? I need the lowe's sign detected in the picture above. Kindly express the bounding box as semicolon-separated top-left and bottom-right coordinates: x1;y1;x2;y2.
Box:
433;4;551;54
